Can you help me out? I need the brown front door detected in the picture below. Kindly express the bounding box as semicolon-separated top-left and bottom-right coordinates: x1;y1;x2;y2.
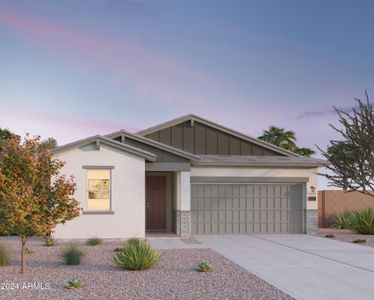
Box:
146;175;167;231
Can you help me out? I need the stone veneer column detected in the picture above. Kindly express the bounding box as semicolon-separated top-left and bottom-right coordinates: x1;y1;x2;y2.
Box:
306;209;318;234
178;172;191;237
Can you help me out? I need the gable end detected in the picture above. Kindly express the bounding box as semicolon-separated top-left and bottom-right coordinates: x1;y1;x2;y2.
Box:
144;120;284;156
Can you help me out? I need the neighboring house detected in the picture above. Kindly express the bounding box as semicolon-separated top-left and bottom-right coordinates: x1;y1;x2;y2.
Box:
53;114;326;238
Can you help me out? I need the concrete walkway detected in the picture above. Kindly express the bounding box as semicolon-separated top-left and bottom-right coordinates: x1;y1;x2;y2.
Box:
147;237;207;249
195;234;374;300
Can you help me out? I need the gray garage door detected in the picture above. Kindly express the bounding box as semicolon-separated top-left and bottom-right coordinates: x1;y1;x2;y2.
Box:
191;183;305;234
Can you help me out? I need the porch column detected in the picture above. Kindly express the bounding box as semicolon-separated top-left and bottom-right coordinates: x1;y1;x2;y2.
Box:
176;171;191;237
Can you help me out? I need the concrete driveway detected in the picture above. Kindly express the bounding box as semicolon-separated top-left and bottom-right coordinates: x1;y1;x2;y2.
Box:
195;234;374;300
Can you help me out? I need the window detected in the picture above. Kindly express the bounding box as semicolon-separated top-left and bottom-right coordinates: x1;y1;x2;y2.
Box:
86;169;111;211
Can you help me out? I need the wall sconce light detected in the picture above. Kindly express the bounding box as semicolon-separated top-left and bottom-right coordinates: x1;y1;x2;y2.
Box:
310;186;316;195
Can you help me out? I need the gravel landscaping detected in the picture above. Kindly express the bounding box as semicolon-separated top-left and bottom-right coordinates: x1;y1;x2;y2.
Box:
0;237;292;300
318;228;374;247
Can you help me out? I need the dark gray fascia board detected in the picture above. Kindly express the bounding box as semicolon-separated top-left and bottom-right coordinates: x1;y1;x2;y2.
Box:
145;162;191;172
191;176;309;183
105;129;201;161
53;136;157;162
136;114;301;158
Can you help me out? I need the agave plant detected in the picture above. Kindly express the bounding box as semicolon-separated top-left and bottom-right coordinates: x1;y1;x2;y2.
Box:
351;208;374;234
113;239;159;270
65;278;84;289
195;261;213;272
331;211;353;229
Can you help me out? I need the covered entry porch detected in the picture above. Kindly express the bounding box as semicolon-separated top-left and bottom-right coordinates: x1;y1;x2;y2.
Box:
145;164;191;236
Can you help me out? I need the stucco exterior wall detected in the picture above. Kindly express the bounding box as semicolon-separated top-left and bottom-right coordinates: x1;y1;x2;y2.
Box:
54;143;146;239
318;190;374;227
190;167;319;210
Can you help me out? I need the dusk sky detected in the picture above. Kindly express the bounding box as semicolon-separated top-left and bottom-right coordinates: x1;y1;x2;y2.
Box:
1;1;373;188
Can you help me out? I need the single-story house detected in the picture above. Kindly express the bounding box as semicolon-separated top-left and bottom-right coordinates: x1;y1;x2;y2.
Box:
53;114;326;238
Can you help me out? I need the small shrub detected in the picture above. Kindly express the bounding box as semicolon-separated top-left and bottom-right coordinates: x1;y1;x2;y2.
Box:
352;239;366;244
331;211;353;229
86;237;103;246
113;239;159;270
43;236;58;247
351;208;374;234
25;247;33;254
0;242;11;266
65;278;84;289
325;234;335;238
126;238;142;247
62;245;84;265
195;261;213;272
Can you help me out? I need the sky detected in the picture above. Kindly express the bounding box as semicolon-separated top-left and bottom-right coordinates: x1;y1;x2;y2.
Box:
1;0;374;189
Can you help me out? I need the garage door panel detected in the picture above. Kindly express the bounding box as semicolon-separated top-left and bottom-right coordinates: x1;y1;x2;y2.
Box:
254;198;260;209
275;222;281;233
239;222;246;233
191;183;305;234
240;198;246;209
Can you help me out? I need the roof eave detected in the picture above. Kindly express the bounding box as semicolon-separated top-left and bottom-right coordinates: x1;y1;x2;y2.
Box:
106;129;201;161
53;136;157;162
192;162;327;168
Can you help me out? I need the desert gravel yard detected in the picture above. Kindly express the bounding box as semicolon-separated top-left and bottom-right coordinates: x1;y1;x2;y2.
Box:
318;228;374;247
0;237;292;300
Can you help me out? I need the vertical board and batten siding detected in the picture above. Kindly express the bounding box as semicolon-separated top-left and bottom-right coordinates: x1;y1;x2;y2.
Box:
145;121;282;156
191;183;304;234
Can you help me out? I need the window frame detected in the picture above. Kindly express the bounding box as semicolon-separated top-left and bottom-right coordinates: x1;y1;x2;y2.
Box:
82;166;114;214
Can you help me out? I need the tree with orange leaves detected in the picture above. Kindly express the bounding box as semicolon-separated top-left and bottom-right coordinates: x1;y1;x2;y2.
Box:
0;135;80;273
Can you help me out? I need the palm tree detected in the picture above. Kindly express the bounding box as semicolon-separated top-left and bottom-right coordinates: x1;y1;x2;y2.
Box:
258;126;297;152
295;147;316;157
258;126;316;157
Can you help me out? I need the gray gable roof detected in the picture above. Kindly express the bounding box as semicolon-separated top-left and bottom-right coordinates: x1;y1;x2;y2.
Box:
105;129;200;161
53;135;157;161
137;114;301;158
194;155;328;168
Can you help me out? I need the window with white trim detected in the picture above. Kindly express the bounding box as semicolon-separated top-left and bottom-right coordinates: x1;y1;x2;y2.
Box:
86;169;111;211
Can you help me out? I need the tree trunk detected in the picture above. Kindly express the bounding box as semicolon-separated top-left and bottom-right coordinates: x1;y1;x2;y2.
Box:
21;236;26;273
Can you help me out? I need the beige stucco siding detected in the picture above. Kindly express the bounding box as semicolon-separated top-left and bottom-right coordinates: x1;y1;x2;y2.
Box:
190;167;318;210
54;143;146;239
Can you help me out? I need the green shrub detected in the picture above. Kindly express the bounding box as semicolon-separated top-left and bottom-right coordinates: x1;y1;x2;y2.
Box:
351;208;374;234
43;236;58;247
126;238;142;247
331;211;354;229
25;247;33;254
62;245;84;265
195;261;213;272
86;237;103;246
113;239;159;270
65;278;84;289
0;242;11;266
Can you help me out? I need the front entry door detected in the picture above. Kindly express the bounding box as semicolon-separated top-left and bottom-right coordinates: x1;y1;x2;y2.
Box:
146;175;167;231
